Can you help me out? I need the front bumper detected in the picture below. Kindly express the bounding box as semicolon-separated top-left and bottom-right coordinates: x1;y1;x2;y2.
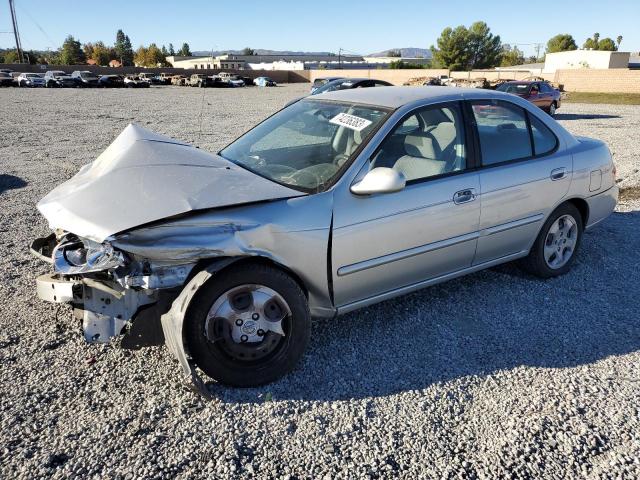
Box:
31;235;157;342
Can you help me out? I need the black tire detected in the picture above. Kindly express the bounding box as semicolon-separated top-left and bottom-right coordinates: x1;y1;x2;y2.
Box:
548;101;557;117
185;263;311;387
519;202;583;278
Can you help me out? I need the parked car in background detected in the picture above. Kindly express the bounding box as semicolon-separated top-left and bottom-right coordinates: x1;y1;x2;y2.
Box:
71;70;99;87
158;73;173;85
124;76;150;88
30;87;617;389
189;74;213;87
311;76;344;93
0;71;15;86
0;68;13;75
98;75;125;88
17;72;45;88
217;72;245;87
496;81;561;116
254;76;277;87
44;70;77;88
171;75;188;86
310;77;393;95
138;72;163;85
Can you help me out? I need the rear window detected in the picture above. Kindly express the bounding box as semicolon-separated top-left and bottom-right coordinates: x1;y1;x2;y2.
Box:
471;100;533;165
529;114;558;155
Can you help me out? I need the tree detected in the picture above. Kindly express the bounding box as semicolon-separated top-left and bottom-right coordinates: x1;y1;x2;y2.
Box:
59;35;85;65
616;35;623;49
466;21;502;69
161;45;168;57
2;49;20;63
83;42;95;61
168;43;175;56
177;43;191;56
546;34;577;53
500;44;525;66
597;37;617;51
91;41;112;66
583;33;619;51
431;21;502;70
242;47;255;56
114;29;134;66
431;25;471;70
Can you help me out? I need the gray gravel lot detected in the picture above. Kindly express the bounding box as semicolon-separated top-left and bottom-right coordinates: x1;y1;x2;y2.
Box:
1;85;639;479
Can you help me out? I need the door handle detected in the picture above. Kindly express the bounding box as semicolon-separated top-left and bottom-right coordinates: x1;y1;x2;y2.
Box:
550;168;567;181
453;188;476;204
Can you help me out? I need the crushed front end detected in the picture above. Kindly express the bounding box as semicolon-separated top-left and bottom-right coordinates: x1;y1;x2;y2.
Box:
31;231;194;343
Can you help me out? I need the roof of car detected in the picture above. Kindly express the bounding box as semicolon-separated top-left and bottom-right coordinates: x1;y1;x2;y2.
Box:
314;86;512;109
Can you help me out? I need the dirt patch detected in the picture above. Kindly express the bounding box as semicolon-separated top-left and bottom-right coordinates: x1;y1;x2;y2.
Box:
619;186;640;202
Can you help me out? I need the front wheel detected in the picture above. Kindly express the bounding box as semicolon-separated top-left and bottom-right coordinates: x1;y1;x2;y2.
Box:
548;102;557;116
519;203;583;278
185;263;311;387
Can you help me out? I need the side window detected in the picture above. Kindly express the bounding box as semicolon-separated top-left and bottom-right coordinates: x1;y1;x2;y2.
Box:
471;100;533;165
529;114;557;156
540;83;552;93
371;104;467;182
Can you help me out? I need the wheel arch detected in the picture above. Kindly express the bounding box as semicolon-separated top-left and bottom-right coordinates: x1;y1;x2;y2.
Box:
565;197;589;226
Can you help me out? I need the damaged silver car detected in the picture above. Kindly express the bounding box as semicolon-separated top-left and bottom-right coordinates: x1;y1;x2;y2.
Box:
32;87;618;387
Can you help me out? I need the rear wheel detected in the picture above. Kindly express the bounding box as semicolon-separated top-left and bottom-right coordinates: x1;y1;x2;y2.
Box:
519;203;583;278
185;263;311;387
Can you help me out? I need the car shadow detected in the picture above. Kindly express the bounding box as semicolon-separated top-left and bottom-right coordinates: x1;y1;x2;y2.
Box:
554;113;621;121
0;174;27;194
210;210;640;403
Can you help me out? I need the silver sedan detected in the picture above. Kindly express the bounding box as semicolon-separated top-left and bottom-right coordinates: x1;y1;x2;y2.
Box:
32;87;618;388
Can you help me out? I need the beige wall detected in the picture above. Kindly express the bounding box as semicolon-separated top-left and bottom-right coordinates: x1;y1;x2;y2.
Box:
309;69;449;85
551;69;640;93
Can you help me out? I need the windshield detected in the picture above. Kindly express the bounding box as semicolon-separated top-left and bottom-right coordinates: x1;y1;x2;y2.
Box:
81;72;97;78
311;79;347;95
220;99;389;192
497;83;530;94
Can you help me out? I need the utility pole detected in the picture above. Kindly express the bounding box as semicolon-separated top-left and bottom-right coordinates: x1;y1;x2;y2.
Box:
8;0;24;63
338;48;342;69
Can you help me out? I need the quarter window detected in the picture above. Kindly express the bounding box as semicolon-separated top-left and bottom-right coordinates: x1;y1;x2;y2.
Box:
529;114;557;156
471;100;533;165
371;104;467;182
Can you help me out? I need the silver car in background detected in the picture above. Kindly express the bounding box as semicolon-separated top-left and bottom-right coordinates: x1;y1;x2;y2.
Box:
32;87;618;388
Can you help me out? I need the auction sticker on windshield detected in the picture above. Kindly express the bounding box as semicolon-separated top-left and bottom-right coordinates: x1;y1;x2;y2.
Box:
329;113;372;132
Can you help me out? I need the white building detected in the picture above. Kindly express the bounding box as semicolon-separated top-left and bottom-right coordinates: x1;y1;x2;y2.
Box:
542;50;630;73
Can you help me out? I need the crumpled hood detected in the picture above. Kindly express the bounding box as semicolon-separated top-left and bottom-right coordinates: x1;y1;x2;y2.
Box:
37;123;305;242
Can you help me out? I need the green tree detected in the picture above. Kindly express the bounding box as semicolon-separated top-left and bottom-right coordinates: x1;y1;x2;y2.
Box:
242;47;255;56
389;60;428;69
161;45;168;57
466;21;502;68
168;43;175;55
431;25;471;70
114;29;134;66
3;49;20;63
500;44;525;66
431;21;501;70
91;41;112;66
83;42;94;61
597;37;617;51
546;34;577;53
59;35;85;64
616;35;623;49
178;43;191;56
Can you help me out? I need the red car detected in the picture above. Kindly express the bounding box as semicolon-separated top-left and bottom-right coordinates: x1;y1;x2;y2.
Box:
496;81;561;116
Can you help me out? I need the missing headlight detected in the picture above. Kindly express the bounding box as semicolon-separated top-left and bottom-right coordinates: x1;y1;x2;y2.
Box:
53;234;125;275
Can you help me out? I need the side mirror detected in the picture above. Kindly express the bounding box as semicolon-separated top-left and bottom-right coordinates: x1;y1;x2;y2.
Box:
350;167;406;195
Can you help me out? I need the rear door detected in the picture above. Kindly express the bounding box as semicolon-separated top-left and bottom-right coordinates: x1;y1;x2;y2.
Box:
469;99;572;264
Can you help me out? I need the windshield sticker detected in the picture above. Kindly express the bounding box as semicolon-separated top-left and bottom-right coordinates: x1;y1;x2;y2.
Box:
329;113;372;132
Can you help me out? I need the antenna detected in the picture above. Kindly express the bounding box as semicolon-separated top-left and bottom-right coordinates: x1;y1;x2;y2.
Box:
8;0;24;63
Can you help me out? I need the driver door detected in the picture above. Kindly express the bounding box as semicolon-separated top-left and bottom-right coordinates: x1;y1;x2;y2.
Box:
331;102;481;307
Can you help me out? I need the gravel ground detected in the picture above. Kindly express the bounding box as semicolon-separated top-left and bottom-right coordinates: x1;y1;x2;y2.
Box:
1;85;639;479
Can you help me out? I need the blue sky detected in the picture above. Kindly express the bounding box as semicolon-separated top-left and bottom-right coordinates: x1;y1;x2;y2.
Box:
2;0;639;56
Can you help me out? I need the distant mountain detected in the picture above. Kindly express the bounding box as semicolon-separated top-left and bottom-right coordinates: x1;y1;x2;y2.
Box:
367;48;433;59
191;49;338;57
